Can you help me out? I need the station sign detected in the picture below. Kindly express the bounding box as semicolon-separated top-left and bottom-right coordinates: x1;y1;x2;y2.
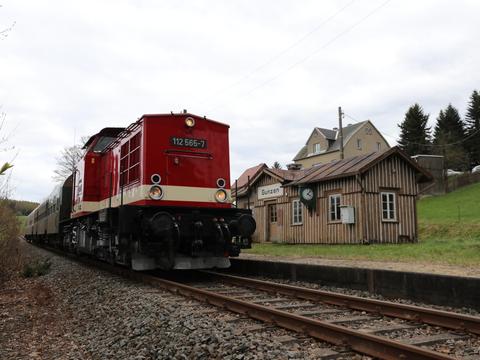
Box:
257;183;283;200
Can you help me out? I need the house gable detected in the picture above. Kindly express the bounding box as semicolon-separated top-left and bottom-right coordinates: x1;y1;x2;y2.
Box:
294;120;391;167
342;120;390;157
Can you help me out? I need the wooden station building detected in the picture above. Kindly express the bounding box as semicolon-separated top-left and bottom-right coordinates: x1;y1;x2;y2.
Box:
233;147;432;244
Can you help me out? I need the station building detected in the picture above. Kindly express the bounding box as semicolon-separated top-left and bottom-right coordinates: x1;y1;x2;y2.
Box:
233;147;432;244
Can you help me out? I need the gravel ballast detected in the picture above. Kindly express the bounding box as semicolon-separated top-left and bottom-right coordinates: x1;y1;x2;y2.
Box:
1;244;356;360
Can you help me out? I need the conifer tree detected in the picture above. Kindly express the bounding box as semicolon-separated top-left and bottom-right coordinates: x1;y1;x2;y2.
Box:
398;104;431;156
465;90;480;167
433;104;467;170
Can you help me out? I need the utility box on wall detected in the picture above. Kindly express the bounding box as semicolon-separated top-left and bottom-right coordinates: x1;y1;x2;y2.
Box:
340;205;355;224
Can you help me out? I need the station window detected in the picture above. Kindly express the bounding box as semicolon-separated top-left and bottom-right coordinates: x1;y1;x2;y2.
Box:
292;200;303;225
329;194;341;222
313;143;320;154
357;138;362;150
377;142;381;151
269;204;277;223
381;192;396;221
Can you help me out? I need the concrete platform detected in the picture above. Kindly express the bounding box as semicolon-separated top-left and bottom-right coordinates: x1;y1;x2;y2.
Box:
228;258;480;310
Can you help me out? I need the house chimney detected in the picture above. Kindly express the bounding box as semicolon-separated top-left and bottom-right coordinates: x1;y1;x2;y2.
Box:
287;163;302;170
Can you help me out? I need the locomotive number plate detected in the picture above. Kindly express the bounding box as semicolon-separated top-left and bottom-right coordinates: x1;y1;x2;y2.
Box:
170;136;207;149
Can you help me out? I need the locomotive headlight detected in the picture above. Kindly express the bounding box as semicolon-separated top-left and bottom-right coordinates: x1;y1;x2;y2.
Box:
185;117;195;127
214;189;227;203
149;185;163;200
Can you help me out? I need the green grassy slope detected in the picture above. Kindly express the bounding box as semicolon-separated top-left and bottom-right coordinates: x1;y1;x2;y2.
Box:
418;182;480;224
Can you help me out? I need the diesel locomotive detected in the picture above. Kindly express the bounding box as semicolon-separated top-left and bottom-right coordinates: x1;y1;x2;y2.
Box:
25;112;256;270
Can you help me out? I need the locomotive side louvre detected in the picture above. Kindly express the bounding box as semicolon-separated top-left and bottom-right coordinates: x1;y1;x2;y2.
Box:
26;113;256;271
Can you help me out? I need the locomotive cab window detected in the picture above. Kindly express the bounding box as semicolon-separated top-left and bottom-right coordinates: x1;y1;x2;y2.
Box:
93;136;115;152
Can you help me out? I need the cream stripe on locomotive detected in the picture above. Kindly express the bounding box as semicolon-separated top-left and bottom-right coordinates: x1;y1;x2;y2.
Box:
72;185;232;214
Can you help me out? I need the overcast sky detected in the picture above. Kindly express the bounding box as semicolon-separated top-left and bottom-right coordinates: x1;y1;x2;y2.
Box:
1;0;479;202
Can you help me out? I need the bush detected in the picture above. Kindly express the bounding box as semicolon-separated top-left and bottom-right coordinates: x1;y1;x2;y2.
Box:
0;201;21;283
21;258;51;278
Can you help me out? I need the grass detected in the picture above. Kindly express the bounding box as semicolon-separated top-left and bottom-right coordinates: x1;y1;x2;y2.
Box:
245;182;480;267
17;215;27;232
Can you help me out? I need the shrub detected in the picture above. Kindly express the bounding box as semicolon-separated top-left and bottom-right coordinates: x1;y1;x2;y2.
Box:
0;201;21;283
21;258;51;278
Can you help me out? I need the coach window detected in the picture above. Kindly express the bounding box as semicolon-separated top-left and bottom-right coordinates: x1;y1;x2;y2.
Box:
329;194;341;222
381;192;396;221
292;199;303;225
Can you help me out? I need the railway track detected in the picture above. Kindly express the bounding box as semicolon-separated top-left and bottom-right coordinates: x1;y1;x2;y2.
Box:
36;244;480;359
167;271;480;360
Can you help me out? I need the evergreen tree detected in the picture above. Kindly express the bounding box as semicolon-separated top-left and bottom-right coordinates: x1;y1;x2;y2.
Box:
433;104;468;170
465;90;480;167
398;104;431;156
272;161;282;169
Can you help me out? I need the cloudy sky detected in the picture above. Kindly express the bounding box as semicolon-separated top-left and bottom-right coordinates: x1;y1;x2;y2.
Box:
0;0;479;202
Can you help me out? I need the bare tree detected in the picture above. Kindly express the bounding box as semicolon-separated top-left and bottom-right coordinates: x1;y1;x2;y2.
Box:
0;5;15;41
0;7;15;181
53;136;89;182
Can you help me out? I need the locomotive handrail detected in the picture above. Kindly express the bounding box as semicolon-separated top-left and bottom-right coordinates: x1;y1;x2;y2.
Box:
165;149;213;159
102;119;142;153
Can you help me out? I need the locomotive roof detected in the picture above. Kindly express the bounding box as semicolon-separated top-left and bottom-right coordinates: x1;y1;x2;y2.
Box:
140;113;230;128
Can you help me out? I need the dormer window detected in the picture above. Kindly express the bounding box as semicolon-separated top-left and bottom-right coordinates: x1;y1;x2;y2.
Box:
314;143;321;154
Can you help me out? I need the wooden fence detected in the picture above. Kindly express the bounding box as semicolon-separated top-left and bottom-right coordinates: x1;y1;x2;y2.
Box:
447;172;480;193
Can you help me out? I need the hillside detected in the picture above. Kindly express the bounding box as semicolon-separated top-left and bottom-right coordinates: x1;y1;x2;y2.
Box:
418;182;480;224
418;182;480;240
2;199;38;217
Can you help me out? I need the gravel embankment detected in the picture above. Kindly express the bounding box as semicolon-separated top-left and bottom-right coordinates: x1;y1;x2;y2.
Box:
1;244;364;360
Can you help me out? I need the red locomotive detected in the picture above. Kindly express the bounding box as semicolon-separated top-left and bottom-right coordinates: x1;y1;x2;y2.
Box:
25;112;256;270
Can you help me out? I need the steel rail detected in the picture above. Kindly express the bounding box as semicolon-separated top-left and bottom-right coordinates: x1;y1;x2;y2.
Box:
136;272;454;360
203;271;480;336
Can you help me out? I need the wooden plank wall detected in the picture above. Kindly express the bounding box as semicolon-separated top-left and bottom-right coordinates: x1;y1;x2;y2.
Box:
363;155;418;243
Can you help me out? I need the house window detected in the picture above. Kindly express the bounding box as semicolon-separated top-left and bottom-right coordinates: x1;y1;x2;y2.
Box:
377;142;381;151
357;138;362;150
313;143;320;154
329;194;341;221
381;192;396;221
292;200;303;225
